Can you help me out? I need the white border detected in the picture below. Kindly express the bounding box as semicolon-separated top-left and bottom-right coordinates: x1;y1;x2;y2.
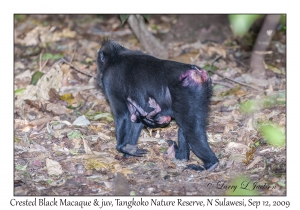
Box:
3;0;298;209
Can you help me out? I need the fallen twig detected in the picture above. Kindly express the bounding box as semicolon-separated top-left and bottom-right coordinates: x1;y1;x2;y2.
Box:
60;58;96;78
39;52;49;71
208;56;263;92
70;47;77;63
213;80;234;88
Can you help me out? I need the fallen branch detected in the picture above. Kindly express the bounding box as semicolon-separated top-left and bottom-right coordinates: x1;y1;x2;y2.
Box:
39;52;49;71
127;15;168;59
208;55;263;92
60;58;96;78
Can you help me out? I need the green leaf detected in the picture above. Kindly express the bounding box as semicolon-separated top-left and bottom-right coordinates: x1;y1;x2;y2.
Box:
14;88;26;95
67;130;85;140
229;14;263;37
239;100;260;114
203;64;218;71
14;136;21;143
30;71;44;85
259;124;285;146
14;14;27;21
120;15;130;24
130;191;136;196
279;14;286;25
142;15;150;22
16;164;28;171
277;180;285;187
94;113;114;122
42;53;64;60
226;176;260;195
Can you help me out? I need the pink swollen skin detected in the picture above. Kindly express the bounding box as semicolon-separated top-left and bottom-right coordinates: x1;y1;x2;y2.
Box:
158;116;171;124
179;69;209;87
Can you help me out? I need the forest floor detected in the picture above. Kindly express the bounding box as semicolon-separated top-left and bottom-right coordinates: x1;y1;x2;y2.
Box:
14;15;286;196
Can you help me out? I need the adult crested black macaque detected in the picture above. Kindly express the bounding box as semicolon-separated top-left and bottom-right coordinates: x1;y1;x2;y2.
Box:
96;40;218;172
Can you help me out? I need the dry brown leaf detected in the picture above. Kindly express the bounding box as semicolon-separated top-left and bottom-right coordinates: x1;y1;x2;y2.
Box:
30;116;52;126
85;159;110;170
82;138;94;155
15;62;63;107
214;114;234;121
99;142;115;151
113;164;122;171
224;123;234;134
139;137;159;142
226;142;250;151
242;74;269;87
17;26;45;45
98;132;111;141
15;69;33;80
45;103;70;115
206;45;226;58
246;156;263;169
28;144;48;153
170;52;199;63
59;84;95;95
222;99;237;106
228;153;245;163
48;88;61;101
73;153;112;160
234;89;246;97
72;138;82;149
148;148;156;160
48;178;66;187
165;160;177;169
111;165;133;178
120;168;134;177
58;28;76;38
46;158;63;176
246;118;256;132
231;110;242;121
243;147;256;165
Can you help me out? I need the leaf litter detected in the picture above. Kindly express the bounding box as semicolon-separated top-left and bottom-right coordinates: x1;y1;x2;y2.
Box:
14;15;286;196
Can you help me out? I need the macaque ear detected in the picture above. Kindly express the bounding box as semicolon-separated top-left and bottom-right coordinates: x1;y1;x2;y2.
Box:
99;51;105;62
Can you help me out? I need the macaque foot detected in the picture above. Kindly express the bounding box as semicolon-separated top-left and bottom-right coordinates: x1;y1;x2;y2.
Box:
184;164;205;172
184;162;218;172
164;140;176;159
205;162;218;172
166;139;176;147
165;140;176;155
167;140;218;172
166;140;189;160
121;144;148;157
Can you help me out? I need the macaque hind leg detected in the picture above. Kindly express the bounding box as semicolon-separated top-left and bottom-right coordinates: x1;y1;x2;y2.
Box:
170;68;218;171
167;128;190;160
184;127;218;171
114;113;146;157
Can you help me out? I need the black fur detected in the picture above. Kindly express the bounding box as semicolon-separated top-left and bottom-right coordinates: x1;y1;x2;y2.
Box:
96;40;218;171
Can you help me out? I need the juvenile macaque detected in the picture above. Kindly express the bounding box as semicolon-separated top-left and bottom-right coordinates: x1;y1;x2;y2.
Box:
97;40;218;171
